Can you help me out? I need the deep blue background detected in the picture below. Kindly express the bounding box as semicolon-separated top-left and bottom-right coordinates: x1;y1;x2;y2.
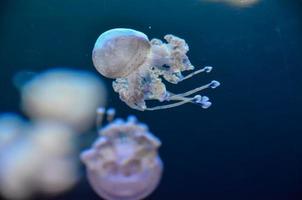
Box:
1;0;302;199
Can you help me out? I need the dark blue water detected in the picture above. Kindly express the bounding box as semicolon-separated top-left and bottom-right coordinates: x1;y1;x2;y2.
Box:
1;0;302;199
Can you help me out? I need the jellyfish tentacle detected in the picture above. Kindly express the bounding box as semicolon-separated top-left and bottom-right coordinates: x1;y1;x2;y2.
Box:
145;95;199;111
168;80;220;100
96;108;106;129
169;92;213;108
96;108;117;129
160;65;213;85
145;93;213;110
180;66;213;81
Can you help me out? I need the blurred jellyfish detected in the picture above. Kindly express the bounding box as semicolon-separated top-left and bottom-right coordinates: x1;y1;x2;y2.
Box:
203;0;260;7
0;138;41;200
28;121;75;157
0;118;79;200
27;121;79;194
92;28;220;111
81;108;163;200
20;68;107;132
227;0;259;7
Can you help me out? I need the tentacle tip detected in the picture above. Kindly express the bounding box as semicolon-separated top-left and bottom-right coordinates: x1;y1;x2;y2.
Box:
210;80;220;89
202;96;209;102
202;101;212;109
193;95;212;109
204;66;213;73
193;95;202;102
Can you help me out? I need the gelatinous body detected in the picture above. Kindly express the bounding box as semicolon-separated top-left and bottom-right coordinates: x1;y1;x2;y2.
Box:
20;68;107;132
93;28;220;111
81;109;163;200
0;117;78;200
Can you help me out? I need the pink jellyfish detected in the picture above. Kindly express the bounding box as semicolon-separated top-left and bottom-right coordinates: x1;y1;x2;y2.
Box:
80;108;163;200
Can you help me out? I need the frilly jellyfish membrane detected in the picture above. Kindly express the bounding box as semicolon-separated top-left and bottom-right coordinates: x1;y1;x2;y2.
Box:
80;108;163;200
93;28;220;111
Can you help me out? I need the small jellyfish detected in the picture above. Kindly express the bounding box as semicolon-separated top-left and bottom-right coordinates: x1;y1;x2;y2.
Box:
81;108;163;200
92;28;220;111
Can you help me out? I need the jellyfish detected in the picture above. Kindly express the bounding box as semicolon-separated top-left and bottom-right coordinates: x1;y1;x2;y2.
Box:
81;108;163;200
203;0;260;7
20;68;107;132
92;28;220;111
0;119;79;200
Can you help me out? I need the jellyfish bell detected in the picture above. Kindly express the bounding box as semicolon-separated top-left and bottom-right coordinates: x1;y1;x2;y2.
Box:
81;108;163;200
93;28;151;79
20;68;107;132
0;120;79;200
92;28;220;111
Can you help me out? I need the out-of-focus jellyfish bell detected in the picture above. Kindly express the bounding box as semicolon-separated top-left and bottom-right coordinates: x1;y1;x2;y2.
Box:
203;0;260;7
81;108;163;200
20;68;107;132
92;28;220;111
0;118;79;200
226;0;259;7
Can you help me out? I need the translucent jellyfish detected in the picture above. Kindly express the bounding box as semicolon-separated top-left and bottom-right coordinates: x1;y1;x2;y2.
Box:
93;28;220;111
81;108;163;200
0;118;79;199
20;68;107;132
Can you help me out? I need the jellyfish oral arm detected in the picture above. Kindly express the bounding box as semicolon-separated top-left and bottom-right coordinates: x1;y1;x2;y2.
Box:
180;66;213;81
145;80;220;111
168;80;221;99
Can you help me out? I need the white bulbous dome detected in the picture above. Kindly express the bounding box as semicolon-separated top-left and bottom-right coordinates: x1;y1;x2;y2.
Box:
92;28;151;78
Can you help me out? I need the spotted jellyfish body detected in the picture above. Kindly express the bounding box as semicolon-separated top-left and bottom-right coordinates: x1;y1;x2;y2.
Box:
92;28;220;111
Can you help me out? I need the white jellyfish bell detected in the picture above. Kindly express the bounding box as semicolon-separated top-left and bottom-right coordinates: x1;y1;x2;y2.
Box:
92;28;220;111
20;68;107;132
81;108;163;200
